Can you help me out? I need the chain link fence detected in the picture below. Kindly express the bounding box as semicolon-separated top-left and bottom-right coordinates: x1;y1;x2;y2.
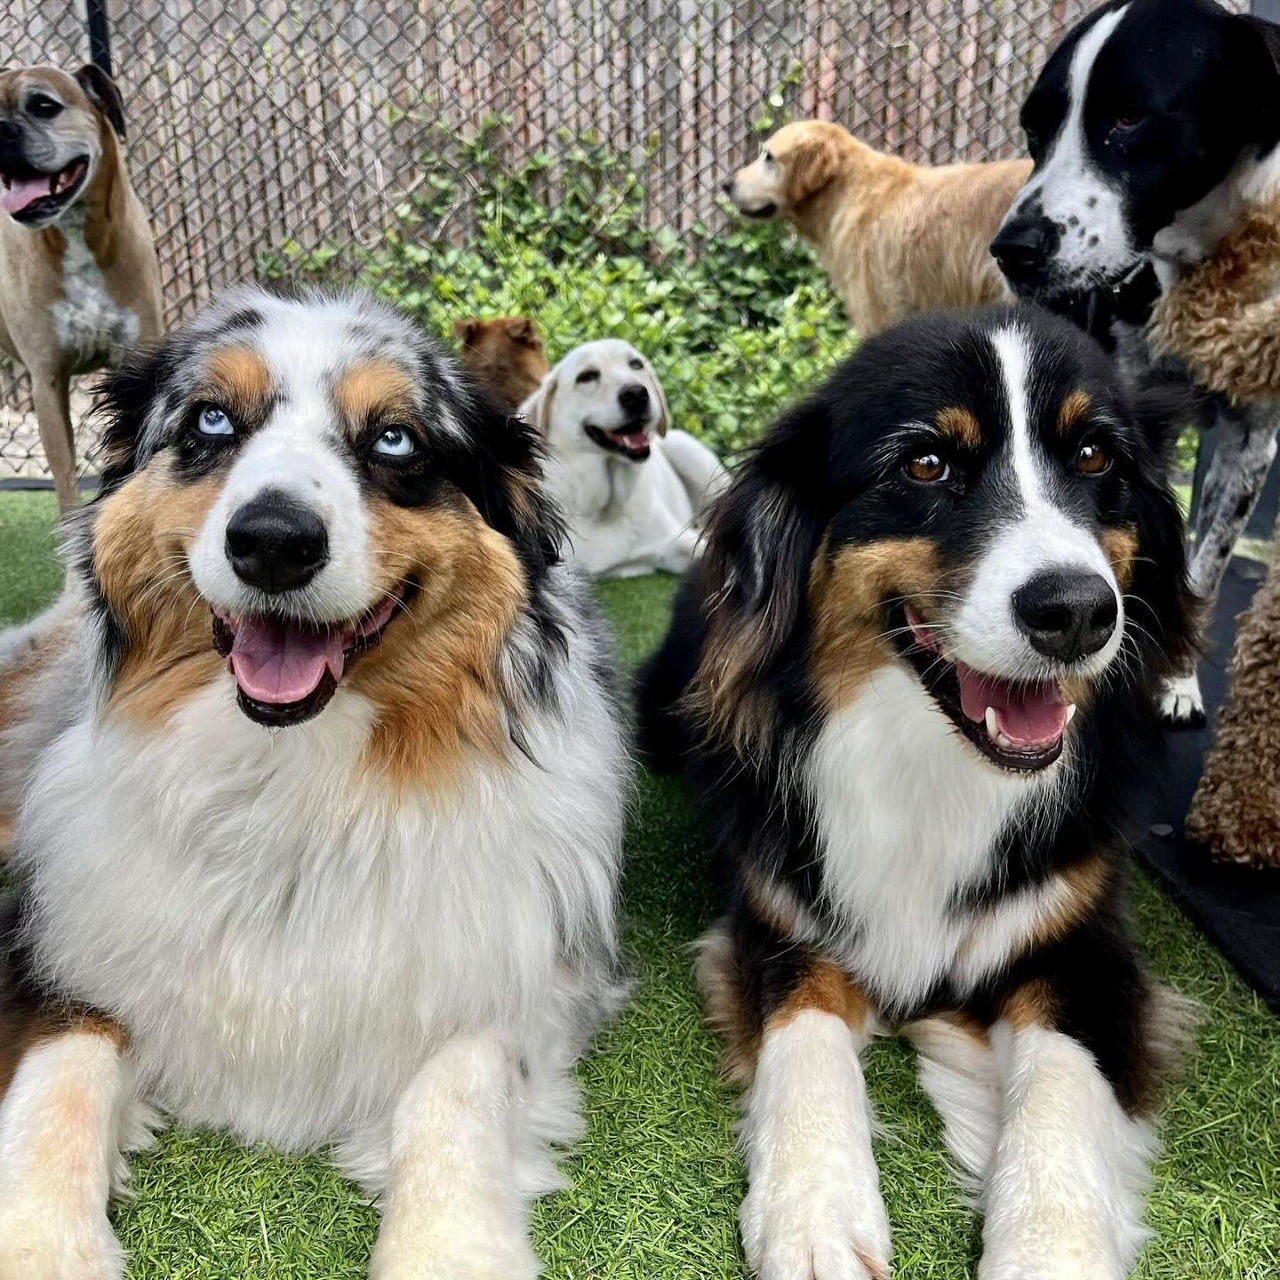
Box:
0;0;1248;483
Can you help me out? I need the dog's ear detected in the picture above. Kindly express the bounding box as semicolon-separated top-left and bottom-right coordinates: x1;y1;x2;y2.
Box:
92;338;171;495
649;366;671;438
75;64;126;140
690;398;829;747
1228;15;1280;146
505;318;542;350
786;132;840;205
519;370;557;435
1130;379;1201;476
453;317;482;348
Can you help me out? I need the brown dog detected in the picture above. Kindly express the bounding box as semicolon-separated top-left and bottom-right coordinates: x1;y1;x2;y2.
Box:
454;316;550;411
724;120;1031;336
0;65;162;511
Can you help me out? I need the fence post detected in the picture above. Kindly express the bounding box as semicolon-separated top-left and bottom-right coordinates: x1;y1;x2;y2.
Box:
84;0;113;79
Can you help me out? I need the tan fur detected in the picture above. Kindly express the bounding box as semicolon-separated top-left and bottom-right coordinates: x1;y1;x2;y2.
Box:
92;462;224;728
766;960;870;1035
204;347;275;424
726;120;1030;336
454;316;550;412
1001;979;1059;1031
1100;525;1139;594
809;537;941;712
1150;198;1280;405
1186;510;1280;866
352;495;527;793
695;922;758;1086
0;66;163;512
1030;857;1111;951
1057;389;1092;436
935;406;982;449
332;359;417;427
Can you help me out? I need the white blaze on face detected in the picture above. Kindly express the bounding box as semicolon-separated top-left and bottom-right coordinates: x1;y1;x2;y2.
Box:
1005;5;1135;288
952;325;1124;680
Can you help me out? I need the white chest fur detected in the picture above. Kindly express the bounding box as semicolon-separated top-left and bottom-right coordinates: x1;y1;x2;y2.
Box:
804;665;1067;1012
19;675;623;1153
51;211;139;371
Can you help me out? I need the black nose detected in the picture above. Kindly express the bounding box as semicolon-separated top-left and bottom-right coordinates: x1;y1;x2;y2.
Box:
721;178;734;195
991;217;1057;282
1013;570;1118;664
225;490;329;594
618;382;650;417
0;121;21;143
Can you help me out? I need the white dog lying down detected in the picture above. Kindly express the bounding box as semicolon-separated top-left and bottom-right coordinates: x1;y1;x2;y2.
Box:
520;340;729;578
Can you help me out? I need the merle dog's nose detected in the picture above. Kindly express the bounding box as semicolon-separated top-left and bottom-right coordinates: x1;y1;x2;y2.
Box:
225;489;329;594
991;216;1057;282
618;382;650;418
1013;570;1118;663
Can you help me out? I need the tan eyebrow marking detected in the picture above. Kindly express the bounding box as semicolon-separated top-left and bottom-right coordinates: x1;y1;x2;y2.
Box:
333;360;417;434
934;406;982;448
204;347;273;418
1058;389;1092;436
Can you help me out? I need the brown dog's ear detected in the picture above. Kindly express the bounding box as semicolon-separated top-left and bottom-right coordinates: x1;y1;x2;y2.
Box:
453;318;482;348
75;64;126;140
786;134;839;205
505;318;542;350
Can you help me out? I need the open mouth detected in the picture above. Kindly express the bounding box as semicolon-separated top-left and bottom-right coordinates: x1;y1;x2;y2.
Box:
211;579;417;727
901;607;1075;773
738;201;777;219
0;155;88;222
585;422;652;461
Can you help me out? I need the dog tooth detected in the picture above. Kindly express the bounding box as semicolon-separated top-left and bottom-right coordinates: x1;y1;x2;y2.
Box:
984;707;998;740
1065;704;1077;725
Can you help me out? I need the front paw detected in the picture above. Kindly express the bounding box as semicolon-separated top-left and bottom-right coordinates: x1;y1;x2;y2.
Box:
0;1206;123;1280
369;1208;539;1280
1158;671;1206;730
741;1178;891;1280
979;1243;1122;1280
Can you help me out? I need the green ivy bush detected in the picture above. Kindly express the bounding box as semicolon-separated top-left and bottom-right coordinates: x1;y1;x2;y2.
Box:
259;119;853;459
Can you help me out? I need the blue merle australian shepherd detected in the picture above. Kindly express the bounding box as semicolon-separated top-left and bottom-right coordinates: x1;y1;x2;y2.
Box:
639;306;1196;1280
0;289;625;1278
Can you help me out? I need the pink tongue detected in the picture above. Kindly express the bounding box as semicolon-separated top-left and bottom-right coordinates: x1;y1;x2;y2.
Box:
2;175;53;214
228;616;344;706
613;429;649;450
956;662;1069;747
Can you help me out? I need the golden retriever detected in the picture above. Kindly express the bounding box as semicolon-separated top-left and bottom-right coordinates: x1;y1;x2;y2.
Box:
454;315;550;411
724;120;1032;336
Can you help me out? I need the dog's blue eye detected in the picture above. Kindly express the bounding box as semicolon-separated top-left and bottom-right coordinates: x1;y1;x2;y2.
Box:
197;405;234;437
372;426;416;458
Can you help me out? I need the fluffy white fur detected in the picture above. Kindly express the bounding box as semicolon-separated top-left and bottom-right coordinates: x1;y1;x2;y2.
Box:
520;339;728;578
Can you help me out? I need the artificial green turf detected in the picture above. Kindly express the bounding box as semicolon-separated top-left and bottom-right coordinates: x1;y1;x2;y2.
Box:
1;490;1277;1278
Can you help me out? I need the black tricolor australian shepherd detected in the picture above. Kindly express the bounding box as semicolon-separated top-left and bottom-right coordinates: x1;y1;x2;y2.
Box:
639;307;1195;1279
0;289;625;1278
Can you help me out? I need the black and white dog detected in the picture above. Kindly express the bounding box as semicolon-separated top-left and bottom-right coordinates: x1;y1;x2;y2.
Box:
640;307;1195;1280
992;0;1280;726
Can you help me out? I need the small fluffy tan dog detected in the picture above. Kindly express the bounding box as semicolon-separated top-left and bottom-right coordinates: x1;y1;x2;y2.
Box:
724;120;1031;335
454;315;550;411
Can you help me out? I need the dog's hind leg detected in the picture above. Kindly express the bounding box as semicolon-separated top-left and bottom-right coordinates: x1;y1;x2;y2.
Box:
1160;403;1279;728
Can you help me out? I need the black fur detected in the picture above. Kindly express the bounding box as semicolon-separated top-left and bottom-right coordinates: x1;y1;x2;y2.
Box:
638;306;1196;1109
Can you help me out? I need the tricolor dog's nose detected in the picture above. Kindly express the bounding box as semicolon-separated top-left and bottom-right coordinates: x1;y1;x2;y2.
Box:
225;489;329;594
991;216;1056;282
618;382;650;417
1013;570;1118;663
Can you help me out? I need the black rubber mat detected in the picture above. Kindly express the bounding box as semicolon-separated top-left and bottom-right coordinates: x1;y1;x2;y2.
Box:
1136;556;1280;1015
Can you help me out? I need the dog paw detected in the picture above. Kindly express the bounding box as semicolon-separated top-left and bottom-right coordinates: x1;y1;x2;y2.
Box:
0;1207;124;1280
368;1210;539;1280
741;1180;892;1280
1158;671;1206;730
978;1246;1121;1280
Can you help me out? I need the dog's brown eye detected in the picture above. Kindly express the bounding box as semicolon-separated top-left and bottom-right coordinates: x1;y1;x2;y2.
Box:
906;453;949;484
628;359;644;371
1112;114;1145;133
575;369;600;385
1074;441;1111;476
27;94;62;119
